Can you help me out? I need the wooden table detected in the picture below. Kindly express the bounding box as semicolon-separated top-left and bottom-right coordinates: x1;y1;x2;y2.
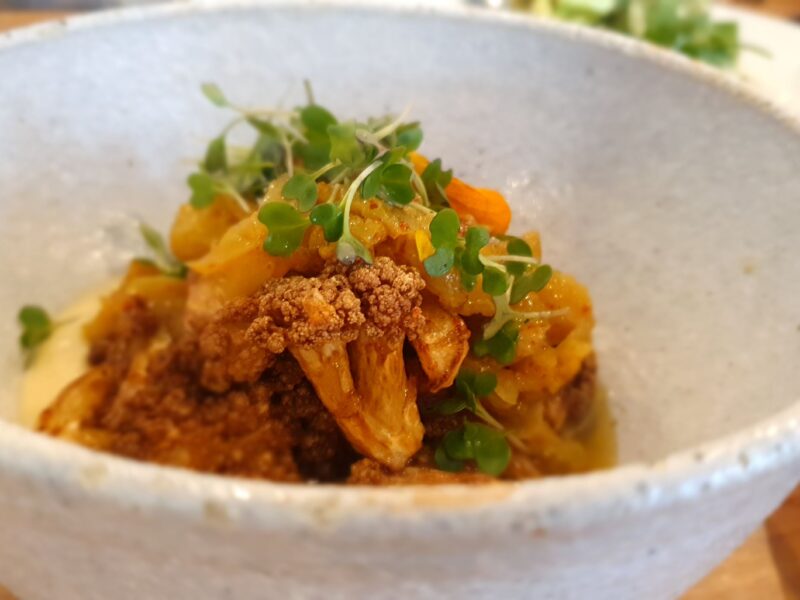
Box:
730;0;800;19
0;7;799;600
687;490;800;599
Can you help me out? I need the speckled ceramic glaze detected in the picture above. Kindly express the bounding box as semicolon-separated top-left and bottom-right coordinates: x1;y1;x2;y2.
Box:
0;2;799;599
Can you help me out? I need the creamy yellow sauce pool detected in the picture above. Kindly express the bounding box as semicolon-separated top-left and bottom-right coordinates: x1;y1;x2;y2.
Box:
579;389;617;471
20;283;114;428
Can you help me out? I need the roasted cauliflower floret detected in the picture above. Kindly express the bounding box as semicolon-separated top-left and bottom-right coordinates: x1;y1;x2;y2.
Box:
277;258;425;469
410;295;470;392
194;273;362;393
194;257;426;469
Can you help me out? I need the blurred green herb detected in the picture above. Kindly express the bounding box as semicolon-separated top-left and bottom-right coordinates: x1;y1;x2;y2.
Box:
511;0;742;68
282;173;318;211
435;422;512;477
138;223;188;278
18;305;54;366
421;158;453;210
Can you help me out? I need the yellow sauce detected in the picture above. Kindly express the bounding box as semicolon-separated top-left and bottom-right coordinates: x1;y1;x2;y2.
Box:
19;283;113;428
578;388;618;471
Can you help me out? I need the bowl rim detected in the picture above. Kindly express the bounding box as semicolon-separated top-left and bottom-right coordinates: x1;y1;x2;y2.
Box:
2;0;799;532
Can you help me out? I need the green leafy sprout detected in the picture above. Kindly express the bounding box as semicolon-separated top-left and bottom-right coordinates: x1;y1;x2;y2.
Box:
434;369;530;476
196;81;435;265
425;210;565;365
137;223;188;278
18;305;54;366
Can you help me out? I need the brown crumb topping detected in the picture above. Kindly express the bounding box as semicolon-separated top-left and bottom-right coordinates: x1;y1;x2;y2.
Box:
189;257;425;393
345;256;425;339
249;272;364;351
87;296;159;369
82;344;356;482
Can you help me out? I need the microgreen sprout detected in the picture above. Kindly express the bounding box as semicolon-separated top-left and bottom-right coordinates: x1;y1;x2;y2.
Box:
310;203;344;242
481;266;510;296
473;319;521;366
420;205;563;363
187;166;250;213
18;305;54;366
337;161;382;264
395;122;423;152
421;159;452;210
371;106;413;141
475;242;561;363
203;136;227;173
434;370;514;476
436;423;511;476
200;82;228;107
363;162;416;207
282;173;318;211
258;202;309;257
510;264;553;304
423;208;460;276
190;83;309;212
138;223;188;279
196;83;432;268
481;285;569;340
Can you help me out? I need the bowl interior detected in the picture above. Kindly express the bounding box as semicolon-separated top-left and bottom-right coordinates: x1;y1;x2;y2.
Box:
1;4;799;465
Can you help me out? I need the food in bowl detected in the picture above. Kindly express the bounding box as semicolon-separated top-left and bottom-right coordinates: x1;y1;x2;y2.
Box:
19;85;614;484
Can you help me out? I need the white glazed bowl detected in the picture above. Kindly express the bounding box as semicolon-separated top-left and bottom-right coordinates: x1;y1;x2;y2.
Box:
1;3;799;599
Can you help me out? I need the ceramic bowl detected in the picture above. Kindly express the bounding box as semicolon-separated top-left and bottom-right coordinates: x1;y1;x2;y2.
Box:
1;2;799;599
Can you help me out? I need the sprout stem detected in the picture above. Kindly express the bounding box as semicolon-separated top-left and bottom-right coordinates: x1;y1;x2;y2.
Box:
303;79;315;105
372;105;412;140
279;129;294;177
514;308;570;320
355;129;387;152
340;161;382;251
485;255;540;266
475;402;528;452
406;202;436;215
410;168;430;206
218;182;251;214
309;160;342;181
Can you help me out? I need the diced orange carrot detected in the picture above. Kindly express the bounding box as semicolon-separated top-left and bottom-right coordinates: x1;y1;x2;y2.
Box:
409;153;511;235
446;178;511;235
